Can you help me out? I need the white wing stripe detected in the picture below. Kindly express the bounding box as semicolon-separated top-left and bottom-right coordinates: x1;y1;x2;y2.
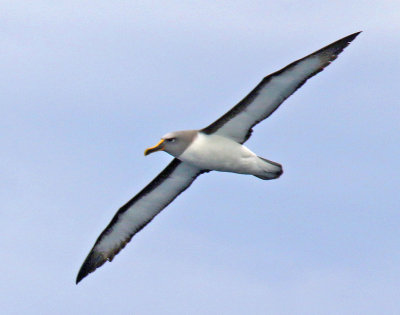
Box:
76;159;203;283
202;32;360;143
96;162;200;253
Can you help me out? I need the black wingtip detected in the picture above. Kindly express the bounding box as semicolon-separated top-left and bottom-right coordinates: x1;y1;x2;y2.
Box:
308;31;361;65
76;270;85;284
76;260;91;284
334;31;362;52
328;31;362;51
76;250;108;284
345;31;362;42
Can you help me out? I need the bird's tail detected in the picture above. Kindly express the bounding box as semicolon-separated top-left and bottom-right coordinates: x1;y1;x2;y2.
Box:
254;156;283;180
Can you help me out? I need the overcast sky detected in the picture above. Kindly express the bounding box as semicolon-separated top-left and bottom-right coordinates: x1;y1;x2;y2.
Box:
1;1;399;314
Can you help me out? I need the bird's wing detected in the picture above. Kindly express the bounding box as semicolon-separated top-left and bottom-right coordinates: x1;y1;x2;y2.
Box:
201;32;360;144
76;158;204;283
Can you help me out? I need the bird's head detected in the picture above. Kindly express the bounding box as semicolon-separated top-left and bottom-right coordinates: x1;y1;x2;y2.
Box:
144;130;197;158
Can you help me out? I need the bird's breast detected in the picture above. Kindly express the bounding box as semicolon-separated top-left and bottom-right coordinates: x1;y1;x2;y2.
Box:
178;133;257;172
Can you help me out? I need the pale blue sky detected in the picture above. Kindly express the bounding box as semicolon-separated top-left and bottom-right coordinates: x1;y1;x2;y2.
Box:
1;1;399;314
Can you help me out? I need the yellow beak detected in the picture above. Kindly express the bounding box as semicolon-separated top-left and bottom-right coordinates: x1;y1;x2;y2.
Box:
144;139;165;156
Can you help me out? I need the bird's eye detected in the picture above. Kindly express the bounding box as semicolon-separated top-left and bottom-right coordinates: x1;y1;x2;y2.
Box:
167;138;176;143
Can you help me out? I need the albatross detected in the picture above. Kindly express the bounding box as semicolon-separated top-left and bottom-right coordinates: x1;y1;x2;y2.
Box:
76;32;360;283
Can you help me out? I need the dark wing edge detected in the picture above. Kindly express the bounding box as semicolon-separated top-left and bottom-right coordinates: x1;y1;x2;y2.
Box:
201;31;361;143
76;158;206;284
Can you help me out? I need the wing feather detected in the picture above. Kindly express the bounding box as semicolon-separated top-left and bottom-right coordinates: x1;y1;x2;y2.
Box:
76;158;204;283
202;32;360;143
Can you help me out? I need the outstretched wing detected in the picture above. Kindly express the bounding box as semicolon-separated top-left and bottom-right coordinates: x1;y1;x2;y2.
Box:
76;158;204;283
201;32;360;144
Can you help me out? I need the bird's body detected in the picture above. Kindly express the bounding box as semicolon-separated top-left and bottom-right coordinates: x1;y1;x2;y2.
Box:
76;32;360;284
179;132;282;179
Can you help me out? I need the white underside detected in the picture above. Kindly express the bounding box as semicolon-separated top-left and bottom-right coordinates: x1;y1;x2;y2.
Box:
179;133;280;177
95;161;200;255
211;56;322;143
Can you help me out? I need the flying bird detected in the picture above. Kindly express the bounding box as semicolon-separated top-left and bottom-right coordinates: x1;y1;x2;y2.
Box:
76;32;360;283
